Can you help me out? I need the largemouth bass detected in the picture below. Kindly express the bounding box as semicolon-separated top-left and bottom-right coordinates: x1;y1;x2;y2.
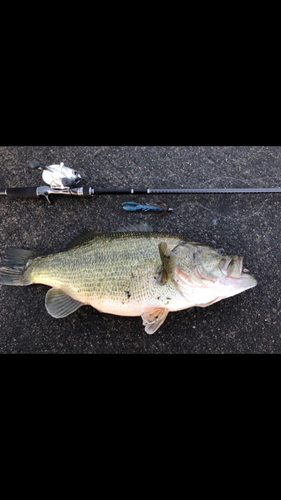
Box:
0;223;257;334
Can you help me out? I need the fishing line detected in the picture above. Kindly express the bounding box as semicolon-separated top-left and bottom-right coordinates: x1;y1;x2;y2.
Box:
199;174;281;188
174;198;271;222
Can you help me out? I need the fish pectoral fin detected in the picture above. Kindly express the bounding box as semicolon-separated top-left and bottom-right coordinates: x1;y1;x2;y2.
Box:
141;307;169;335
158;242;176;284
45;288;83;318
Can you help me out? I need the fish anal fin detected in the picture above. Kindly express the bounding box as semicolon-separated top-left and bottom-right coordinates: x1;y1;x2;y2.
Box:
45;288;83;318
141;307;169;334
158;242;176;284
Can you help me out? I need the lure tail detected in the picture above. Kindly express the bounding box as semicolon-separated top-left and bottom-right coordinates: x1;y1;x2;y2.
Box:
0;248;38;286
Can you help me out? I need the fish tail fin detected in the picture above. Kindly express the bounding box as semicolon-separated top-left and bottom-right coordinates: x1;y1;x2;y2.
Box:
0;248;39;286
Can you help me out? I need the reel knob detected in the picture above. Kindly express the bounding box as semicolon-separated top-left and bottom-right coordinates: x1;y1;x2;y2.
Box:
29;159;45;170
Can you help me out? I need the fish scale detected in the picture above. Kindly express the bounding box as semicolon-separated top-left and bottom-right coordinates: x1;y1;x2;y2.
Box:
26;232;182;307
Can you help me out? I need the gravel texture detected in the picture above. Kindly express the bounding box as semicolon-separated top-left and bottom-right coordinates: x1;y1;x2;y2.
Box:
0;145;280;353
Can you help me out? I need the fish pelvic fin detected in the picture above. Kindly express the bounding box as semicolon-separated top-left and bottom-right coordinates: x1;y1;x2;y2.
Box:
158;242;176;284
141;307;169;334
0;248;38;286
45;288;83;318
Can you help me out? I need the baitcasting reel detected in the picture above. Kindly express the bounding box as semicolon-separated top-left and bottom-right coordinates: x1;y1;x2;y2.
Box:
29;160;82;189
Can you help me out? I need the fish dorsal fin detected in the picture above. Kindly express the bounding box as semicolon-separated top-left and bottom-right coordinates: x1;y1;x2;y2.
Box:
63;231;98;251
116;222;153;233
45;288;83;318
141;307;169;334
158;242;176;284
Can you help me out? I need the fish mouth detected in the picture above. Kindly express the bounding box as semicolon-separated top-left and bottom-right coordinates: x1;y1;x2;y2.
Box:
221;256;257;287
235;256;244;275
220;256;246;278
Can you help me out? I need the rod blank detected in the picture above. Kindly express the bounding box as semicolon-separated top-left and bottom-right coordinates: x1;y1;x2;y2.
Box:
91;187;281;195
149;187;281;194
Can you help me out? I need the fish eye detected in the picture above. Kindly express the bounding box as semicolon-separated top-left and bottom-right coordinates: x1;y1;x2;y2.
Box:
216;247;225;256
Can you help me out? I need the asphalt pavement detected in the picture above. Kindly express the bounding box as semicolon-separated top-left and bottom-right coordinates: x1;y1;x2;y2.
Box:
0;146;280;353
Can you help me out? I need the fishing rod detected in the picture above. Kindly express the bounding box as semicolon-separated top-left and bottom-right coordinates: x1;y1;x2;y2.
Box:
0;160;280;204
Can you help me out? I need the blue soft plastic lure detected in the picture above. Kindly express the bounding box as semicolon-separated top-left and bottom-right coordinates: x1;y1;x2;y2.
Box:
122;201;163;212
122;201;173;213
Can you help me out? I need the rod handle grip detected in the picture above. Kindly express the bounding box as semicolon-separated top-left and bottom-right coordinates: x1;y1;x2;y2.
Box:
6;187;38;198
